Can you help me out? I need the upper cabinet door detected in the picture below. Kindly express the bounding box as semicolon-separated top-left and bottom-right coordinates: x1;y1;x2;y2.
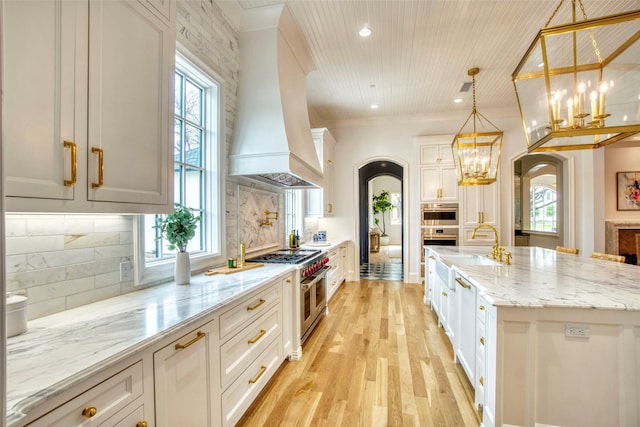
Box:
3;0;174;213
3;0;85;201
87;0;173;206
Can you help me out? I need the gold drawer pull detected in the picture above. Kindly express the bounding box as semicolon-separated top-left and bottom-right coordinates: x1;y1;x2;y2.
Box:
82;407;97;418
479;376;484;386
63;141;77;186
442;291;448;297
455;278;471;289
479;305;485;311
286;279;291;283
248;329;266;344
247;299;266;311
91;147;104;188
248;365;267;384
480;337;485;345
175;331;206;350
136;422;148;427
428;255;436;259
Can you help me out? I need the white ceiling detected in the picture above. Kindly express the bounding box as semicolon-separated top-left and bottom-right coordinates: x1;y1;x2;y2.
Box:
220;0;640;124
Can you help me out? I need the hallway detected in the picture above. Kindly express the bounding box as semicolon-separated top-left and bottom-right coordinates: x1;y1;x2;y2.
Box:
360;244;404;281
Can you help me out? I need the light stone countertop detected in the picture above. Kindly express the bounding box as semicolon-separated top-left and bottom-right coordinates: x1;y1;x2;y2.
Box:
426;245;640;310
6;263;294;426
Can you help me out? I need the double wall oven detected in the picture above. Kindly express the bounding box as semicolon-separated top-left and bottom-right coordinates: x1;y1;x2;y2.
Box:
246;249;330;344
421;203;459;264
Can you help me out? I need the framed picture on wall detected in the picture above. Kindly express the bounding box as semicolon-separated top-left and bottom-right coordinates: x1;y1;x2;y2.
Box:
617;171;640;211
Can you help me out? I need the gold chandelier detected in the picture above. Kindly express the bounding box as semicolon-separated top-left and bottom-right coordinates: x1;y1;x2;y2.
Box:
512;0;640;153
452;68;503;186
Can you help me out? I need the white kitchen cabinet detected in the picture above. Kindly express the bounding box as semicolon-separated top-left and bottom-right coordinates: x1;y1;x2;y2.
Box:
461;182;498;226
154;318;219;427
27;359;150;427
420;143;454;165
417;139;458;202
454;272;476;385
326;247;343;301
307;128;336;217
219;278;285;427
3;0;175;214
339;244;347;283
420;166;458;202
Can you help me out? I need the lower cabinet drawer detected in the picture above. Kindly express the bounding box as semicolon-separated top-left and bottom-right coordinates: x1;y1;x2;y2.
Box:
474;357;485;409
221;336;283;427
219;283;280;341
28;361;143;427
108;404;146;427
220;304;281;389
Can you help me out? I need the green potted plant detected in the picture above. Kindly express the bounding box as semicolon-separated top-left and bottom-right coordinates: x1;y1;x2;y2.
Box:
372;190;393;246
154;204;201;285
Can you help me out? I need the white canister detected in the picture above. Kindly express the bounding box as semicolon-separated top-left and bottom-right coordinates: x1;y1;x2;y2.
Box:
7;294;28;337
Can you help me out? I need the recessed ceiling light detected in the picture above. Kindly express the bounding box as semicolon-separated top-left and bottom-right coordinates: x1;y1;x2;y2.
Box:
370;103;379;109
359;25;372;37
454;98;463;103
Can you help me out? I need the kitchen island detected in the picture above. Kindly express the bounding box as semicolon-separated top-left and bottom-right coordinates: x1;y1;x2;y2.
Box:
426;245;640;427
6;264;295;427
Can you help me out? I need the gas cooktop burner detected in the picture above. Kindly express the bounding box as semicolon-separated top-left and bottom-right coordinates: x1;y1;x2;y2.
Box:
246;249;321;265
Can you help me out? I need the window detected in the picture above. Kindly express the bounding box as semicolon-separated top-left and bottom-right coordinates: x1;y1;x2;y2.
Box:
285;189;303;237
530;180;557;232
390;192;401;225
137;50;223;285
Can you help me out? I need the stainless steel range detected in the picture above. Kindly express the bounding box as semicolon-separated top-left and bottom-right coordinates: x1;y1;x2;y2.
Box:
246;249;330;345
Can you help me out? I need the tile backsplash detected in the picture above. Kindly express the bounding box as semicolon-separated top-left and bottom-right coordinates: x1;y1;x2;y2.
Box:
5;215;135;320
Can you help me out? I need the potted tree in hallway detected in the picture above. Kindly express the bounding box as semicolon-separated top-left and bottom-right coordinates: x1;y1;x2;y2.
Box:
372;190;393;246
154;204;201;285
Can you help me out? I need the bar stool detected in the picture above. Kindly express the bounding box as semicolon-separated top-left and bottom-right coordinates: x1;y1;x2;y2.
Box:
556;246;579;255
590;252;625;263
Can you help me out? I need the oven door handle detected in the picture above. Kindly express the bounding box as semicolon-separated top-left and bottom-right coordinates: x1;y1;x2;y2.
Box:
301;266;330;290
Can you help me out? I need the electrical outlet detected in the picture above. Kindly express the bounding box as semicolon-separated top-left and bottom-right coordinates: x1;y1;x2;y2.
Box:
565;324;590;338
120;259;133;282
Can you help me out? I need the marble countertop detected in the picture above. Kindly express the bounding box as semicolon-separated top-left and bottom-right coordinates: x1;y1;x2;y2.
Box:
426;246;640;310
6;263;294;426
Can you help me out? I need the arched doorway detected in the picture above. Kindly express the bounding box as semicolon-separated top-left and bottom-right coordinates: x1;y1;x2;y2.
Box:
514;153;569;249
358;160;403;274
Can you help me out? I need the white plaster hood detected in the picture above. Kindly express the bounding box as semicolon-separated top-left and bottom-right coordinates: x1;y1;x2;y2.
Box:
229;4;323;188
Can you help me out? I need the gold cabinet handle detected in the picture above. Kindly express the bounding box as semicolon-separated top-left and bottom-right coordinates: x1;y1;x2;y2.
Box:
428;255;436;259
479;305;485;311
480;337;485;345
82;407;97;418
63;141;77;186
286;279;291;283
175;331;206;350
479;376;484;386
327;203;333;213
248;329;266;344
455;277;471;289
91;147;104;188
247;299;266;311
442;291;448;297
248;365;267;384
136;422;148;427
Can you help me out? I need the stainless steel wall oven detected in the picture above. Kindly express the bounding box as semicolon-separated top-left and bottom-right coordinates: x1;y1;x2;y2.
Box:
421;203;459;226
421;228;458;260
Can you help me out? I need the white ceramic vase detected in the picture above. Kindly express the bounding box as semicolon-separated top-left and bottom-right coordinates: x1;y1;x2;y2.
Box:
380;235;390;246
175;251;191;285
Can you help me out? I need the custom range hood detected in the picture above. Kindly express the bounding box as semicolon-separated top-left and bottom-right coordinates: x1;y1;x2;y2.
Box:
229;4;323;188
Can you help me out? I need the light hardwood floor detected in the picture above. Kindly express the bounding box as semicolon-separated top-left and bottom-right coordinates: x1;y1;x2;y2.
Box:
237;279;481;426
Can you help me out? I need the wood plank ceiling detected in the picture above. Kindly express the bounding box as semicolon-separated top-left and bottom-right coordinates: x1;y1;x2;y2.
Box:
232;0;640;123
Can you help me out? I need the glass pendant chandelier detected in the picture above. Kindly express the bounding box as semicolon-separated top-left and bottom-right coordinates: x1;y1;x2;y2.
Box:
512;0;640;153
452;68;503;186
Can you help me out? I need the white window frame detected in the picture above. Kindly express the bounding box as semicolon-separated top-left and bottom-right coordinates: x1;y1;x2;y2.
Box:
134;46;225;286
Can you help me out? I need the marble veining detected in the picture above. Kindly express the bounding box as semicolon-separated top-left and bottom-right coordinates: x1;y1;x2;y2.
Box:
238;186;281;252
6;264;293;426
427;246;640;310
